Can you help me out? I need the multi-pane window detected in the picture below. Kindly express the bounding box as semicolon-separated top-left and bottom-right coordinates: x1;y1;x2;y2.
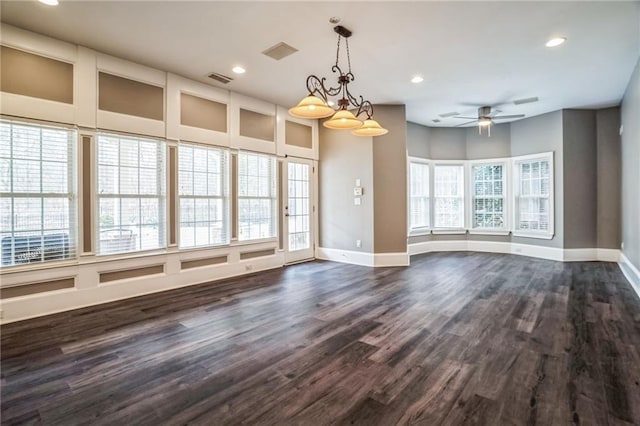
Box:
408;160;429;231
178;143;229;248
287;162;311;251
237;151;277;241
0;120;76;266
514;156;552;234
471;163;506;230
96;133;165;254
433;164;464;228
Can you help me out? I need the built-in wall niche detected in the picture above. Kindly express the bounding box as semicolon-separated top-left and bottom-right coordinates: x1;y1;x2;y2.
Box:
230;92;276;154
96;53;166;138
166;73;230;146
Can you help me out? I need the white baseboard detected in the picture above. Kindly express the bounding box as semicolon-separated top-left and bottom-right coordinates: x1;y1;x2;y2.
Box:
619;252;640;299
409;240;620;263
316;247;409;267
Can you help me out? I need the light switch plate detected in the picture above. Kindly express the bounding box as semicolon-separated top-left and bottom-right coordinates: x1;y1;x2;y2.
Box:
354;197;361;205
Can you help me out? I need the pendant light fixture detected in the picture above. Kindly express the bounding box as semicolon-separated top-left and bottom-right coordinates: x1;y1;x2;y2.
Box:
288;25;388;137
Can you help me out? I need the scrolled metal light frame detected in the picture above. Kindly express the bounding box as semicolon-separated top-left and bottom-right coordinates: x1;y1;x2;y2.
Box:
303;26;375;120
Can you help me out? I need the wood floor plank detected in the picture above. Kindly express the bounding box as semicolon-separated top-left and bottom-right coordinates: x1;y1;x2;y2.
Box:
2;253;640;425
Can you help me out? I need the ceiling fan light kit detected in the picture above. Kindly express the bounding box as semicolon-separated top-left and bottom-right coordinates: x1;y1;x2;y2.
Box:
288;25;388;137
451;105;527;137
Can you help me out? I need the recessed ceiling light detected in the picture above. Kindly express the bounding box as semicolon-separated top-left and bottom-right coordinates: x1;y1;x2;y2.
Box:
38;0;59;5
411;75;424;84
545;37;566;48
232;66;246;74
327;100;335;107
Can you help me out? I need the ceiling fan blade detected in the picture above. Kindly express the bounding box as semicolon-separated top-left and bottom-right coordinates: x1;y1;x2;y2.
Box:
453;116;478;119
493;114;525;119
455;120;478;127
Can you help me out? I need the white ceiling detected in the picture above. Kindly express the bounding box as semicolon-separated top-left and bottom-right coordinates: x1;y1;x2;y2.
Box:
1;1;639;127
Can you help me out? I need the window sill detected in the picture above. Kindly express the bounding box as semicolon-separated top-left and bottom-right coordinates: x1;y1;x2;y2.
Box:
408;228;431;237
431;229;467;235
512;231;554;240
468;230;511;236
0;259;79;275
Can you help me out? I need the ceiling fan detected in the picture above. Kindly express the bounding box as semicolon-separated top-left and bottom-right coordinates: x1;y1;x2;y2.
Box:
454;106;525;136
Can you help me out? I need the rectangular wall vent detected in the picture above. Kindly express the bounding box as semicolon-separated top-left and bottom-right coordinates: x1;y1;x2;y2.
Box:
262;42;298;60
513;97;538;105
207;72;233;84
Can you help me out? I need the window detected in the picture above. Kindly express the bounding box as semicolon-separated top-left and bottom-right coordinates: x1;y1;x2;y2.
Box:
178;143;230;248
408;159;429;231
433;164;464;229
471;163;507;231
96;133;165;254
237;151;277;241
0;120;76;267
514;154;553;237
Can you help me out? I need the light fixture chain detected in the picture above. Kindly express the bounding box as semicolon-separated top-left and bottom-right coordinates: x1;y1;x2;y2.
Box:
335;35;341;68
346;38;352;74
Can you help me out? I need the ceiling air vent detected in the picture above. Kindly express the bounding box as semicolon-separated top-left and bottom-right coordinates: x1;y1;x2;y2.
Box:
207;72;233;84
513;97;539;105
262;42;298;60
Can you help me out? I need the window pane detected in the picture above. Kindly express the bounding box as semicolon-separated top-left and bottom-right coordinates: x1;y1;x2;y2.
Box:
0;120;76;267
409;161;429;230
472;164;505;230
433;165;464;228
96;133;165;255
178;144;229;248
516;157;552;234
238;151;277;241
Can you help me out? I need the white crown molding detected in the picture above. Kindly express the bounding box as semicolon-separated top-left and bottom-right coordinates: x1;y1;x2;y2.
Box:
619;252;640;299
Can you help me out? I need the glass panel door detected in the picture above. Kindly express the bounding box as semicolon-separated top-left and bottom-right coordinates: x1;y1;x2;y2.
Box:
284;159;314;263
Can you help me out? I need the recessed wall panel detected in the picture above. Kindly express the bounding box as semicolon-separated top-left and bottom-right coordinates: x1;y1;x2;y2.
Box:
180;93;227;133
285;120;313;149
98;72;164;120
0;46;73;104
239;109;274;142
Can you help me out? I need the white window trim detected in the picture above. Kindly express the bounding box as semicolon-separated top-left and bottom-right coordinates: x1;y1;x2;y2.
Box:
432;160;466;232
467;158;510;235
407;156;430;236
511;151;555;240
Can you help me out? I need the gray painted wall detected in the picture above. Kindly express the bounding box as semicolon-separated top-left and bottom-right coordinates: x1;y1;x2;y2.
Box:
563;109;598;249
510;111;564;249
429;127;467;160
621;57;640;270
373;105;408;253
596;107;622;249
465;123;511;160
318;125;374;252
407;121;430;158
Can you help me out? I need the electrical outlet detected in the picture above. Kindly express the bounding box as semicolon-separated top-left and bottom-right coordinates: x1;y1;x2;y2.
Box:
356;239;362;248
621;242;624;250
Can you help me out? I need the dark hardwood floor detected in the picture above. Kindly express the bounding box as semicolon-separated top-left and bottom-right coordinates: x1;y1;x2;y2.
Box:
2;252;640;425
